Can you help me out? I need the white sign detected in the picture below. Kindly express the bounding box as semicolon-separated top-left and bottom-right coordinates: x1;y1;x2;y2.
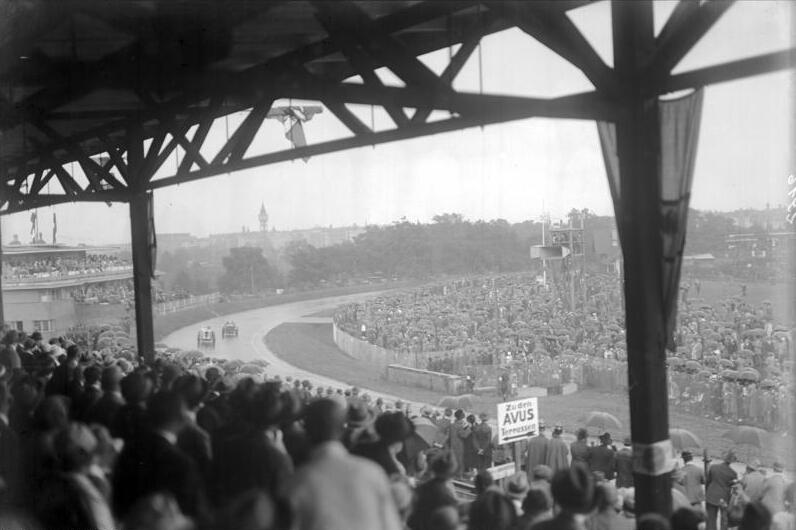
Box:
486;462;516;481
497;397;539;445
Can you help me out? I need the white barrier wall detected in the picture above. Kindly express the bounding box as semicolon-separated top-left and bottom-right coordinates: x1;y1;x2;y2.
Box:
332;322;466;394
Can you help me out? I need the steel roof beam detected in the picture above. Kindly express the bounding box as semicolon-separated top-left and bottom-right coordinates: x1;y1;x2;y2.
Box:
645;0;735;86
488;2;620;95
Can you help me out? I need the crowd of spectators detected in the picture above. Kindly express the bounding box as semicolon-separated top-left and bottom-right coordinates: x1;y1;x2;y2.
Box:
3;254;132;282
335;273;794;430
70;280;134;304
0;322;791;530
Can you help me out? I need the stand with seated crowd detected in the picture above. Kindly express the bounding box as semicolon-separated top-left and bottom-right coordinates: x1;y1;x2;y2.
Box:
2;254;132;282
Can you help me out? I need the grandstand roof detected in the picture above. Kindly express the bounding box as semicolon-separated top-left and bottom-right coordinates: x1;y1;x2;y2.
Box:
1;1;792;214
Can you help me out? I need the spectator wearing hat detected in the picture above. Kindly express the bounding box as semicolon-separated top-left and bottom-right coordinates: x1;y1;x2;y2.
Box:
45;344;80;397
762;462;787;516
37;422;115;530
278;390;310;468
450;409;471;479
530;465;554;507
682;451;706;507
408;451;459;530
288;399;402;530
343;401;376;450
73;365;103;422
111;371;153;443
741;459;765;504
615;438;634;489
85;366;124;431
213;383;292;506
353;411;414;478
532;462;596;530
468;489;517;530
464;413;478;474
589;433;616;481
706;450;738;530
173;375;212;484
546;425;569;474
472;412;493;472
113;391;207;522
435;408;453;448
506;472;531;516
526;423;549;479
571;428;591;467
0;330;22;373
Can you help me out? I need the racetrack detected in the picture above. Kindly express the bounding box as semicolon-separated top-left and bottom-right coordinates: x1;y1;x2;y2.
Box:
160;291;422;406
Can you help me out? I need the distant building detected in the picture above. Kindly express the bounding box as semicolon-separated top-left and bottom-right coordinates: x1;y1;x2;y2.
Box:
156;203;365;256
725;231;796;260
726;206;789;231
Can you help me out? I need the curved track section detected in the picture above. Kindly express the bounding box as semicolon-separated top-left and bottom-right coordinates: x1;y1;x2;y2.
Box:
161;292;419;405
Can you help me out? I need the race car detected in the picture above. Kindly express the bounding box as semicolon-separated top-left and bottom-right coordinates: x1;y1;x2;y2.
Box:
197;326;216;348
222;321;239;338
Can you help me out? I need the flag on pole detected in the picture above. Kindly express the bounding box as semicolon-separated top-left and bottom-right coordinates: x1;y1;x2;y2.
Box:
30;211;37;236
52;212;57;244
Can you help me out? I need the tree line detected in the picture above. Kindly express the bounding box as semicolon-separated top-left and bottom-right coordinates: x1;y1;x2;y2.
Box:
157;208;750;295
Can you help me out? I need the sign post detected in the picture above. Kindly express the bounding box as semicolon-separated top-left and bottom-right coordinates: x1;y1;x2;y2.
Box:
497;397;539;475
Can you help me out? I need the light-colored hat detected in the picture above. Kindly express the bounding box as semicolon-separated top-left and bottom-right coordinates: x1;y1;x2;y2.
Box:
506;472;530;500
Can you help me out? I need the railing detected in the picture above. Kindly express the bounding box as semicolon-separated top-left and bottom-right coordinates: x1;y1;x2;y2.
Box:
154;292;221;316
2;265;134;286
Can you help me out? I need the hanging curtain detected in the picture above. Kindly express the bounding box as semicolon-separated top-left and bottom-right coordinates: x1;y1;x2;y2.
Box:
597;88;704;352
146;192;157;279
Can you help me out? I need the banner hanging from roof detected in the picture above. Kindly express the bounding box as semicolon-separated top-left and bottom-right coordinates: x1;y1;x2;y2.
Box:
597;89;704;352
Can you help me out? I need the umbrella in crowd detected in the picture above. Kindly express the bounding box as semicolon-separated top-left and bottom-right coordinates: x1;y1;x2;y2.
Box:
722;425;767;449
239;364;266;375
411;416;440;447
684;360;702;373
670;428;702;452
737;368;760;382
437;396;459;409
579;411;622;432
457;394;476;410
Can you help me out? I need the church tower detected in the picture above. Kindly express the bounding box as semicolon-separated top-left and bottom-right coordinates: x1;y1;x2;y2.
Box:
258;202;268;232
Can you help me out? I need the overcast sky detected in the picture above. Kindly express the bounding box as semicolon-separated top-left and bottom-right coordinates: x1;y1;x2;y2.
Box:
2;1;793;246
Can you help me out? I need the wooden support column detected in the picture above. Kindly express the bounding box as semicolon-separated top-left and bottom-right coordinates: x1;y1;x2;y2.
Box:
611;0;672;518
0;223;4;327
129;192;155;364
127;128;155;364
